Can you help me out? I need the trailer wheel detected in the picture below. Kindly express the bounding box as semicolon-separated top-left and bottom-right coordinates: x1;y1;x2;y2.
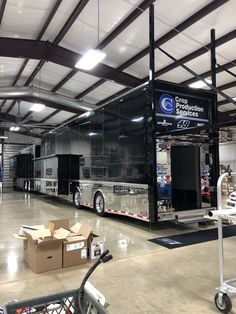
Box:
73;188;81;208
27;181;31;192
214;293;232;313
94;192;106;217
23;180;28;191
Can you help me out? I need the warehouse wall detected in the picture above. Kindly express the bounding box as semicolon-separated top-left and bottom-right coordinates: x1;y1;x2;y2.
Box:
2;132;41;190
219;141;236;171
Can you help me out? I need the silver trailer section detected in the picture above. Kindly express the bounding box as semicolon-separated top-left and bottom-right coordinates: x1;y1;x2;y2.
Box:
73;180;149;221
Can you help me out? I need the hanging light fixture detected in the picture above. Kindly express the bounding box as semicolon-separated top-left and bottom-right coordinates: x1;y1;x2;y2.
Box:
75;0;106;70
30;103;45;112
10;126;20;132
75;49;106;70
30;68;45;112
10;100;20;131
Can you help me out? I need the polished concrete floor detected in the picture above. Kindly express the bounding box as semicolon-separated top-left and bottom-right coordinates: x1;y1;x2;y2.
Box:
0;191;236;313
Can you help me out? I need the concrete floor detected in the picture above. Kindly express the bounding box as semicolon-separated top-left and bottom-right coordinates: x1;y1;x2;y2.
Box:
0;191;236;313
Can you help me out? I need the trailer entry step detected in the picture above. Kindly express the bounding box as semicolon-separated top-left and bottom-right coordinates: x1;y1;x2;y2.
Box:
177;216;213;225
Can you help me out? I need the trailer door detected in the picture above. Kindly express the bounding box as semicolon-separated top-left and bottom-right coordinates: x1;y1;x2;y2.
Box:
171;145;201;210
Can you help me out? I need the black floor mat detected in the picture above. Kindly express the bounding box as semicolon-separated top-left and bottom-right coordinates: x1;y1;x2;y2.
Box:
149;225;236;249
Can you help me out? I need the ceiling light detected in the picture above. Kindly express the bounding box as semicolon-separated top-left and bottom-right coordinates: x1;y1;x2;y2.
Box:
10;126;20;131
78;111;92;119
189;79;212;89
131;117;144;122
30;103;45;112
75;49;106;70
88;132;98;136
0;136;8;139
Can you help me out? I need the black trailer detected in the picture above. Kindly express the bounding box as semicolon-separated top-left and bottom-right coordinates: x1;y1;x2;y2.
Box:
21;79;215;224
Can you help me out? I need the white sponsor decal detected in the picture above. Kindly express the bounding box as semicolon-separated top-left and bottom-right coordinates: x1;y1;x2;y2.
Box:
66;242;84;251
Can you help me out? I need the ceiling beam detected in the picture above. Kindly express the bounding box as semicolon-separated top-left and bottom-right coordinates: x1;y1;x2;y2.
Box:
219;108;236;117
62;114;80;124
0;37;141;88
182;59;236;86
98;0;155;50
10;0;63;87
75;0;229;100
52;69;77;92
52;0;155;93
41;113;80;137
22;0;90;89
53;0;90;44
218;80;236;91
97;32;236;110
218;99;230;106
120;0;229;71
150;29;236;80
0;0;7;25
96;88;130;107
6;127;42;138
21;111;33;122
4;99;16;116
37;0;64;41
75;80;106;100
23;0;91;87
0;112;18;123
0;113;46;138
1;0;63;115
0;0;7;108
4;0;90;115
39;109;61;123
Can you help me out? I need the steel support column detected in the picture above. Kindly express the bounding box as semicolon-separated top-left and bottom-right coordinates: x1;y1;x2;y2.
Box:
210;28;220;207
147;3;157;223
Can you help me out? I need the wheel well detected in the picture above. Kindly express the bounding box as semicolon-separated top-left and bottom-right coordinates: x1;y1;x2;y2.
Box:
93;190;105;208
73;185;80;196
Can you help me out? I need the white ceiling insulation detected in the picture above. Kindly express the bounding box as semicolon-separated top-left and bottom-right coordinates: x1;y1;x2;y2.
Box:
0;0;234;137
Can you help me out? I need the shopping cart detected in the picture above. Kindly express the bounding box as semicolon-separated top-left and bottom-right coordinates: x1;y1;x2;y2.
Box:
2;250;113;314
209;171;236;313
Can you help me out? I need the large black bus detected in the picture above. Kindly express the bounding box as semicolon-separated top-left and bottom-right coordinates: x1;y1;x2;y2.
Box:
11;80;217;223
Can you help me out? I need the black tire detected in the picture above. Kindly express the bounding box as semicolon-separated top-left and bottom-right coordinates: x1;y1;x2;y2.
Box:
73;188;81;208
214;293;232;313
94;192;106;217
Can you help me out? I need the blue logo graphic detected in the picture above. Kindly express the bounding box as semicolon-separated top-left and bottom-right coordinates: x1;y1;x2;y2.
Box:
160;94;175;114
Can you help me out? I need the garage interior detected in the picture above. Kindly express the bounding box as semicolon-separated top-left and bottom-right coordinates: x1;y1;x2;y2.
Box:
0;0;236;313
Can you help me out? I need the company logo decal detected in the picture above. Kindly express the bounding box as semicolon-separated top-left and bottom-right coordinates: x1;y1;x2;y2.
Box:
159;94;175;114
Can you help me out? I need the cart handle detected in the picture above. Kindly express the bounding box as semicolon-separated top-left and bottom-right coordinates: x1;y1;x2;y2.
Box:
209;208;236;218
216;172;236;212
78;250;113;314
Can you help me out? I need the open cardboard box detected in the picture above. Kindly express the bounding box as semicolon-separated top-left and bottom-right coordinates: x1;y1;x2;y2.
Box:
48;220;93;267
13;219;105;272
23;228;63;273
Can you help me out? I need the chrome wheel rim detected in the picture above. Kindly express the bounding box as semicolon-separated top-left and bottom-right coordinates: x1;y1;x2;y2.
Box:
216;296;226;310
95;195;104;213
74;191;80;206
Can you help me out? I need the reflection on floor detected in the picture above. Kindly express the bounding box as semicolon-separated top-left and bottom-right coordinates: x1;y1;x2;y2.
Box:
0;191;235;313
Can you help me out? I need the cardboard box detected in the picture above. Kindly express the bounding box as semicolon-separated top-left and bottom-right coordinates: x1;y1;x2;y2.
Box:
47;219;69;234
47;220;92;267
63;235;87;267
53;228;71;240
23;239;28;265
24;229;63;273
89;235;105;260
14;219;104;271
70;223;92;238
